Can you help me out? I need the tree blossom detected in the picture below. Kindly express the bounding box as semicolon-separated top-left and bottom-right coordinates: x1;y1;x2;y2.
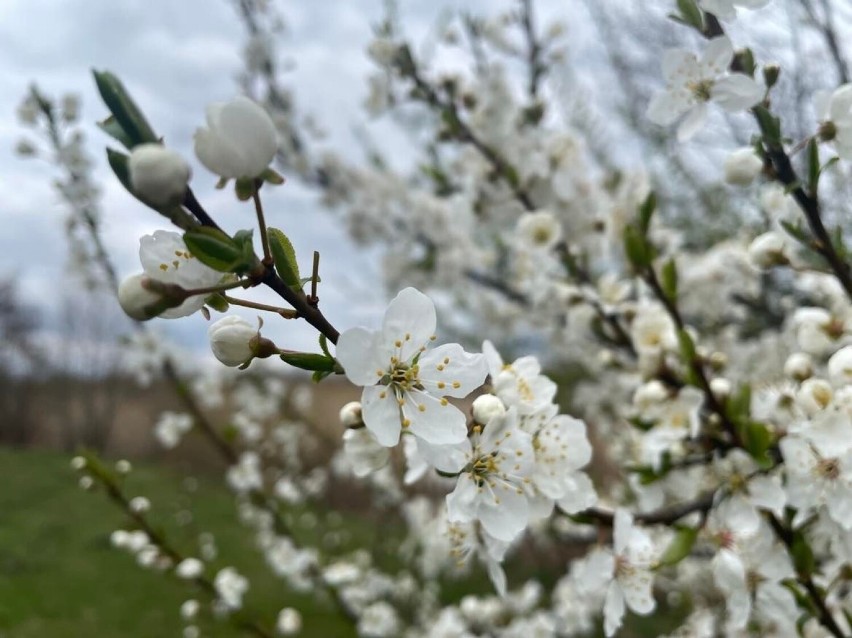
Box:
194;96;278;179
138;230;221;319
815;84;852;160
336;287;488;447
598;510;658;637
214;567;249;610
445;408;534;542
700;0;772;20
647;36;764;141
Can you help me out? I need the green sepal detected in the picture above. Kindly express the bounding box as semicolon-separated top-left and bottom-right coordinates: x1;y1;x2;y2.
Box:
260;167;286;185
92;70;158;148
235;177;255;201
279;352;336;372
97;115;134;149
268;228;301;288
205;293;230;313
658;525;699;567
215;177;229;190
734;48;756;78
312;370;333;383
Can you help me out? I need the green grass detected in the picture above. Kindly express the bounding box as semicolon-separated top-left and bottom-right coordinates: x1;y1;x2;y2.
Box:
0;448;360;638
0;448;688;637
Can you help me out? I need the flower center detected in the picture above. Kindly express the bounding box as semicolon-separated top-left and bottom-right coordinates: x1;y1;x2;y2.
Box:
688;79;714;102
817;457;841;481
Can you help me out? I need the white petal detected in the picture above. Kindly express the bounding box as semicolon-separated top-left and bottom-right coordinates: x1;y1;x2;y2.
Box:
677;103;708;141
556;472;598;514
477;484;529;542
419;344;488;398
336;327;385;386
415;437;470;474
446;476;478;524
747;475;786;516
620;568;656;615
604;581;625;637
713;75;764;111
404;390;468;444
216;97;278;177
647;89;693;126
661;48;700;84
699;36;734;77
613;508;634;555
381;287;437;361
361;385;402;447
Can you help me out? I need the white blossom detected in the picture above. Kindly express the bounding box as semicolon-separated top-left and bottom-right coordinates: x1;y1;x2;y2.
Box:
194;96;278;179
128;143;190;205
647;36;764;141
208;316;258;367
336;287;488;447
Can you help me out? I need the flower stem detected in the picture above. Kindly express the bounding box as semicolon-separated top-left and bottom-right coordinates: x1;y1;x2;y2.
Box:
222;294;297;319
251;184;272;264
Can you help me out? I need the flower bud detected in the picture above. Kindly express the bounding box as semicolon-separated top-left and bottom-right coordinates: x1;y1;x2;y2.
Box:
339;401;364;428
472;394;506;424
128;143;191;206
710;377;731;399
129;496;150;513
784;352;813;381
208;316;257;367
748;232;787;269
194;97;278;179
724;147;763;186
276;608;303;636
117;273;183;321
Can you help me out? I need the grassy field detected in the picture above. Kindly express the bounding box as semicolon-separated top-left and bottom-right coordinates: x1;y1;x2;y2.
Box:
0;448;688;637
0;448;364;638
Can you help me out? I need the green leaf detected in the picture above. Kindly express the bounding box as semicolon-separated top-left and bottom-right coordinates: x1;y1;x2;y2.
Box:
740;420;773;466
678;329;700;386
279;352;336;372
661;258;678;303
658;526;699;566
807;138;820;195
753;106;782;148
791;530;815;578
183;228;243;272
268;228;301;288
676;0;704;30
96;115;134;149
318;334;331;359
92;70;158;148
639;192;657;234
728;384;751;425
734;48;756;77
624;225;654;269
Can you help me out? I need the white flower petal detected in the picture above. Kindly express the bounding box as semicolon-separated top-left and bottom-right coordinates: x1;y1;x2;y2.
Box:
362;385;402;447
419;343;488;398
381;287;436;361
404;390;468;445
713;74;764;111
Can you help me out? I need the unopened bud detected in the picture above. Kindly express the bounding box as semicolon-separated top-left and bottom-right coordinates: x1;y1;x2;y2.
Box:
472;394;506;424
762;63;780;89
724;147;763;186
117;273;185;321
128;143;191;206
339;401;364;428
748;232;788;269
208;316;258;367
784;352;813;381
